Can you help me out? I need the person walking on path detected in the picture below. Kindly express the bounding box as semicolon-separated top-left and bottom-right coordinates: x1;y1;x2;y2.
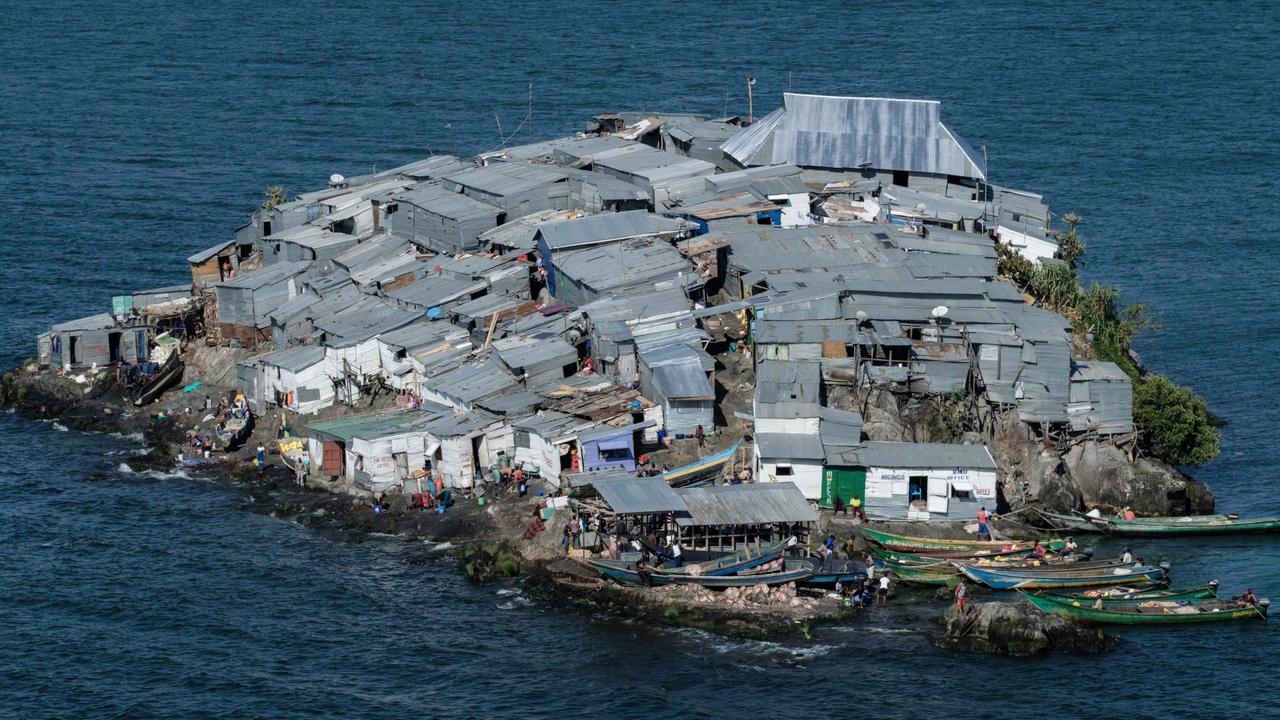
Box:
877;575;890;606
954;581;968;615
976;506;990;539
694;424;706;448
255;444;266;478
833;494;846;515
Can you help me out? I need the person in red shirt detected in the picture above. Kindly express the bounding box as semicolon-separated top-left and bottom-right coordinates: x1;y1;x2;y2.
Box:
976;506;990;539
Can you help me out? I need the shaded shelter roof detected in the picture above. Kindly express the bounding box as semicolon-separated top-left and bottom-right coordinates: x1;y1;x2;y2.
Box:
675;483;818;527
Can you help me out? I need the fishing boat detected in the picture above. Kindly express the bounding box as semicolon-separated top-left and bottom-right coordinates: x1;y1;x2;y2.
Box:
1053;583;1214;602
1033;584;1219;608
586;557;814;587
868;545;1086;565
1093;514;1280;536
1022;591;1269;625
957;562;1168;590
879;559;963;587
659;440;742;487
861;527;1064;553
1033;509;1107;533
219;411;254;451
132;351;185;406
676;538;789;576
278;437;308;472
800;557;867;587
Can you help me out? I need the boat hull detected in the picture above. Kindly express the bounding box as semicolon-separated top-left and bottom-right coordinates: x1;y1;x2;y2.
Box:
861;527;1064;552
1034;586;1218;607
659;440;741;487
587;558;814;587
1022;592;1267;624
958;563;1167;590
132;356;185;406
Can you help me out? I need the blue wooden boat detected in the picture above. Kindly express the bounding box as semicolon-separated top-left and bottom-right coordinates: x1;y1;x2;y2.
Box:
957;562;1168;590
676;538;788;576
800;557;868;587
660;440;742;487
586;557;814;587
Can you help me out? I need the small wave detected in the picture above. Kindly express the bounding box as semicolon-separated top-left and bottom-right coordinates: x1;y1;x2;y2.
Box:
117;462;135;474
497;597;532;610
426;541;454;552
496;588;518;596
52;422;69;432
108;431;147;443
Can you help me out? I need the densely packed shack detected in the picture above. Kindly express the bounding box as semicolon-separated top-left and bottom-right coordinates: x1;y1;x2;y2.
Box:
36;92;1141;525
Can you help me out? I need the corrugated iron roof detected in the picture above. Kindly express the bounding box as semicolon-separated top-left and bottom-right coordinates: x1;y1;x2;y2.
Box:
830;441;996;470
675;483;818;527
538;210;689;250
755;432;825;460
588;475;689;515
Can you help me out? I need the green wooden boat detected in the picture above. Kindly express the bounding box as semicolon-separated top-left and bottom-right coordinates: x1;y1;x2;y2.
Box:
1037;509;1280;536
1033;585;1218;608
869;545;1093;567
879;560;962;587
861;527;1065;552
1022;591;1269;625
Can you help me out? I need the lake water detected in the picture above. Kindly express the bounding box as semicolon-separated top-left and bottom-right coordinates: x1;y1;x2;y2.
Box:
2;1;1278;717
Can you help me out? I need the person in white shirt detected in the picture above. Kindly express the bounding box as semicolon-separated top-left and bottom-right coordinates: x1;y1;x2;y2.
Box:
1121;547;1134;564
671;541;682;568
877;575;890;606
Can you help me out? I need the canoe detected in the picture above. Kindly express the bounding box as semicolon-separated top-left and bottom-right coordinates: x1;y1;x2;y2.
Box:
659;440;742;487
278;437;308;472
1095;514;1280;536
1052;583;1214;601
879;560;962;587
861;527;1065;552
869;545;1092;566
957;562;1168;590
800;557;868;587
678;538;788;577
1033;509;1106;533
586;557;814;587
1022;592;1269;625
1034;585;1219;607
219;411;254;451
132;353;185;406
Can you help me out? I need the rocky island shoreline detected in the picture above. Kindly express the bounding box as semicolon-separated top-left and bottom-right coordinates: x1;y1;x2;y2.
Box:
6;94;1227;655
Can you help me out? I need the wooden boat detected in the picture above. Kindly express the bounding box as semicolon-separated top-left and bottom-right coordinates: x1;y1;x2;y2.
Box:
586;557;814;587
957;562;1168;590
678;538;788;577
1022;592;1269;625
1096;514;1280;536
880;560;962;587
1054;583;1214;602
219;411;254;451
861;527;1065;553
800;557;867;587
278;437;308;472
1034;509;1106;533
1034;585;1219;608
659;440;742;487
132;352;185;406
869;545;1090;565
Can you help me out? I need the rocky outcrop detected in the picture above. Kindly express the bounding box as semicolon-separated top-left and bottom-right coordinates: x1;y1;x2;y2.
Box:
934;601;1118;657
1063;441;1214;516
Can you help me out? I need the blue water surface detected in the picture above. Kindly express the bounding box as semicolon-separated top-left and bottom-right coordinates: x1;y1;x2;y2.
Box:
2;1;1278;718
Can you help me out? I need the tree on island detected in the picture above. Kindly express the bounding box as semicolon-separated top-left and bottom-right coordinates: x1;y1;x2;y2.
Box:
262;185;287;211
1133;374;1221;467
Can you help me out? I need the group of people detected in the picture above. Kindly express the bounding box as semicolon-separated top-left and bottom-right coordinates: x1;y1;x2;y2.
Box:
831;494;867;522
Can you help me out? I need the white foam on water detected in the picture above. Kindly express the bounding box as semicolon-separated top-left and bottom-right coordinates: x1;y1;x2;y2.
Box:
426;541;454;552
117;462;136;474
51;422;69;432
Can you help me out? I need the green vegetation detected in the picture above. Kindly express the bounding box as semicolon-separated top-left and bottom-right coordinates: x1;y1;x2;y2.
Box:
261;185;287;211
998;213;1219;466
1132;374;1221;467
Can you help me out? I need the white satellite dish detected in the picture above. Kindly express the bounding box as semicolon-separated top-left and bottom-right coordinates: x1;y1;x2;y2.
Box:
855;310;869;323
931;305;949;319
329;173;345;186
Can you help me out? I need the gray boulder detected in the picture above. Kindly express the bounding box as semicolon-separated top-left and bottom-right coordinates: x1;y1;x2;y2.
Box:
1064;441;1214;515
935;601;1117;656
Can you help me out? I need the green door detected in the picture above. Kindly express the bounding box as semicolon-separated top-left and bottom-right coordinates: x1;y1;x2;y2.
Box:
820;467;866;509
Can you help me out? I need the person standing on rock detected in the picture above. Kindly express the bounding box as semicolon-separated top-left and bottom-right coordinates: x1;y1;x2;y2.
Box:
877;575;890;606
694;424;705;448
976;506;990;539
256;444;266;477
954;581;968;615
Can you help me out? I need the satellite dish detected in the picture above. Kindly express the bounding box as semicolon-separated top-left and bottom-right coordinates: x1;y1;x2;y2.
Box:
915;203;928;214
329;173;345;186
855;310;869;323
747;76;757;86
931;305;949;319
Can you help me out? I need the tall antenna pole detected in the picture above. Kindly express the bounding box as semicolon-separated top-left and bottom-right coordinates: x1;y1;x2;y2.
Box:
747;76;757;123
528;82;534;141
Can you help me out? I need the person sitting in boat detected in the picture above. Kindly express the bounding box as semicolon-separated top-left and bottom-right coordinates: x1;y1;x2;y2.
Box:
634;559;653;587
1121;506;1136;521
1121;547;1134;564
1030;541;1047;560
1060;537;1079;556
1239;588;1258;607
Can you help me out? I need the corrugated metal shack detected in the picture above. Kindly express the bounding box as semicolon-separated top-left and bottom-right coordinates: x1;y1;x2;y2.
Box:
214;261;311;347
388;183;502;254
825;441;997;522
1069;361;1134;435
44;314;148;369
674;483;818;552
